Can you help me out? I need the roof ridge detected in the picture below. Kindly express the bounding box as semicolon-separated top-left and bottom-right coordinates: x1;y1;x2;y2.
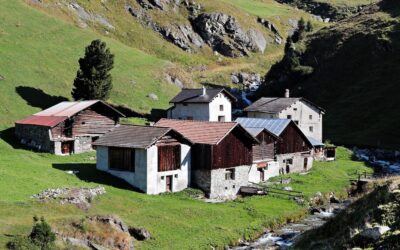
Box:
158;118;236;124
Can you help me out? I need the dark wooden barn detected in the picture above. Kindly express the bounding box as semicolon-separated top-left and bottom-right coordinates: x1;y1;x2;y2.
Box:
15;100;124;155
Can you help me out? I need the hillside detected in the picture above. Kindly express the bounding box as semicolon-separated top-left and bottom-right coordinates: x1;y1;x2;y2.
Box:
257;0;400;149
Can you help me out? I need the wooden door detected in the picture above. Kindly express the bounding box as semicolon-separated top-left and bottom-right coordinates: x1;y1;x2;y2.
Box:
166;176;172;192
260;169;265;182
61;142;72;154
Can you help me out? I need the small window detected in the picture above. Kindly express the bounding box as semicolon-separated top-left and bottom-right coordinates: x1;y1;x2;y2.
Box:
81;122;86;125
187;116;193;120
225;168;235;180
309;126;314;132
294;120;299;125
219;105;224;111
287;115;292;119
286;159;293;165
293;108;297;111
309;115;313;120
218;116;225;122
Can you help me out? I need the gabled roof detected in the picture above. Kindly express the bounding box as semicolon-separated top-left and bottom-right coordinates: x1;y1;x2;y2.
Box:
236;117;313;147
236;117;290;137
154;119;257;145
244;97;325;114
169;88;237;104
93;125;190;149
15;100;124;127
244;127;280;139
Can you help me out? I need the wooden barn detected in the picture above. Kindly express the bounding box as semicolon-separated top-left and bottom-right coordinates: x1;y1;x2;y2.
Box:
155;118;258;199
94;125;192;194
236;117;314;178
15;100;124;155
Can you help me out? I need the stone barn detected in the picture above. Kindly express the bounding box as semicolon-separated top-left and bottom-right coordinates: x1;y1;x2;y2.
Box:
236;118;314;176
15;100;124;155
94;125;192;194
155;119;258;199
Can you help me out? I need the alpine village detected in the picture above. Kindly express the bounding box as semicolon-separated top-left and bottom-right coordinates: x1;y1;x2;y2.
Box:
1;1;400;250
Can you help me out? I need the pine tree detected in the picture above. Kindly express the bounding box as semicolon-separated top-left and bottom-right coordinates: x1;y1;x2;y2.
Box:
71;39;114;100
306;20;313;32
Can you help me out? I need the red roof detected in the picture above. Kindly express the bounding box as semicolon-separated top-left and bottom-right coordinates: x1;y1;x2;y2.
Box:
155;119;257;145
15;116;68;127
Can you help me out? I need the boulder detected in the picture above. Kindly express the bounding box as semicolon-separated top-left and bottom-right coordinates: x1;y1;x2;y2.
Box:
360;226;390;240
129;227;151;241
247;29;267;53
147;93;158;100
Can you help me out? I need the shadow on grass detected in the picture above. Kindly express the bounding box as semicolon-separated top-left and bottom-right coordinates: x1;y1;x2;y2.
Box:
16;86;68;110
52;163;142;192
0;127;40;151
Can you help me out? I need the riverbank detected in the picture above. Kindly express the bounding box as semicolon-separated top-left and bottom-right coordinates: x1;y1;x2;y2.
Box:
0;146;373;249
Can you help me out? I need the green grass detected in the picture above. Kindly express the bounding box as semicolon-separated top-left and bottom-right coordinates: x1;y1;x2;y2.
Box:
0;0;178;127
0;128;373;250
313;0;380;7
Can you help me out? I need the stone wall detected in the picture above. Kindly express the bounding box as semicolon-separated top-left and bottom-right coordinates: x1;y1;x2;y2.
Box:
74;136;93;154
15;124;54;152
248;161;280;183
276;152;313;174
192;169;211;194
209;165;250;199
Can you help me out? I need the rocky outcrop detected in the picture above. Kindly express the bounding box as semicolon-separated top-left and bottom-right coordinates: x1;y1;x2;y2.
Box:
31;186;105;210
192;13;266;57
67;2;114;29
231;72;262;91
257;17;282;44
126;2;266;57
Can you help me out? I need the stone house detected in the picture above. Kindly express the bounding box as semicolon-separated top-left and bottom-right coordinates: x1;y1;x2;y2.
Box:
15;100;124;155
94;125;192;195
244;90;325;142
155;118;258;199
167;87;236;122
236;117;314;177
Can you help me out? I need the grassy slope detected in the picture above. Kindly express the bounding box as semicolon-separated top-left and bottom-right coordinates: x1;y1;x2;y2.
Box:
0;0;178;127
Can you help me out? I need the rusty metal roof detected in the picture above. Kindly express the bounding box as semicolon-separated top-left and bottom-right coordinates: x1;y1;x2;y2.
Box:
15;115;68;127
93;125;188;149
169;88;237;103
155;119;257;145
15;100;124;128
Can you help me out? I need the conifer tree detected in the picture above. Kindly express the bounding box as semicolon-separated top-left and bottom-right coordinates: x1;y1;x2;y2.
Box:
71;39;114;100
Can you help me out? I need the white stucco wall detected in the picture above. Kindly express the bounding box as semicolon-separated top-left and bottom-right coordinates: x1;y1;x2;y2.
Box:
249;161;280;183
278;101;323;141
168;92;232;122
168;103;209;121
209;165;250;199
96;144;191;195
208;93;232;122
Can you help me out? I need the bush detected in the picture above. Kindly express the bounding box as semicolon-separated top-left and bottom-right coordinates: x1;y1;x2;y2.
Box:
7;236;39;250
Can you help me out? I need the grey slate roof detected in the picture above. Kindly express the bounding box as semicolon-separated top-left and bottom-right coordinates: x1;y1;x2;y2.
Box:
169;88;237;103
307;136;325;147
93;125;178;149
244;97;324;114
236;117;291;137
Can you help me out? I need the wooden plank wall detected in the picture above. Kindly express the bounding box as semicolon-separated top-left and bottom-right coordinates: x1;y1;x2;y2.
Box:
212;129;253;169
109;147;135;171
278;123;311;154
192;144;212;170
158;145;181;172
72;108;117;136
253;131;276;161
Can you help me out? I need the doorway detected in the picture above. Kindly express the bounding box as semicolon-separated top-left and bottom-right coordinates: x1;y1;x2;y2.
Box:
61;141;73;154
259;169;265;182
304;158;308;170
166;175;173;192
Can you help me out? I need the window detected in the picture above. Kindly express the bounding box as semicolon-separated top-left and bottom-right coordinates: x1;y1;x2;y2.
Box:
218;116;225;122
219;105;224;111
225;168;235;180
293;108;297;111
309;126;314;132
286;159;293;165
186;116;193;120
294;120;299;125
287;115;292;119
309;115;313;120
109;147;135;172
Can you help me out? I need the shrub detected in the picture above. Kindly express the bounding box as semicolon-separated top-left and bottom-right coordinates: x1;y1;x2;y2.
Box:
29;217;56;250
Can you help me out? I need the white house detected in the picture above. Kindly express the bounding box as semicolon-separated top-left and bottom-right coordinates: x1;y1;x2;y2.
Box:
167;87;236;122
94;125;192;194
244;90;325;142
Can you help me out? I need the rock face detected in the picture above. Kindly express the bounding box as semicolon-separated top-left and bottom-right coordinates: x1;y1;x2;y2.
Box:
126;2;265;57
231;72;262;91
67;3;114;30
257;17;283;44
31;186;105;210
192;13;266;57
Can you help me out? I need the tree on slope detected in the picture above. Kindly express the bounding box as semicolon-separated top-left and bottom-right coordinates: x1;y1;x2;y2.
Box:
71;39;114;100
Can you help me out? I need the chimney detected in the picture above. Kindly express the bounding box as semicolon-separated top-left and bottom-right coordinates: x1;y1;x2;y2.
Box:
284;89;290;98
202;86;207;96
